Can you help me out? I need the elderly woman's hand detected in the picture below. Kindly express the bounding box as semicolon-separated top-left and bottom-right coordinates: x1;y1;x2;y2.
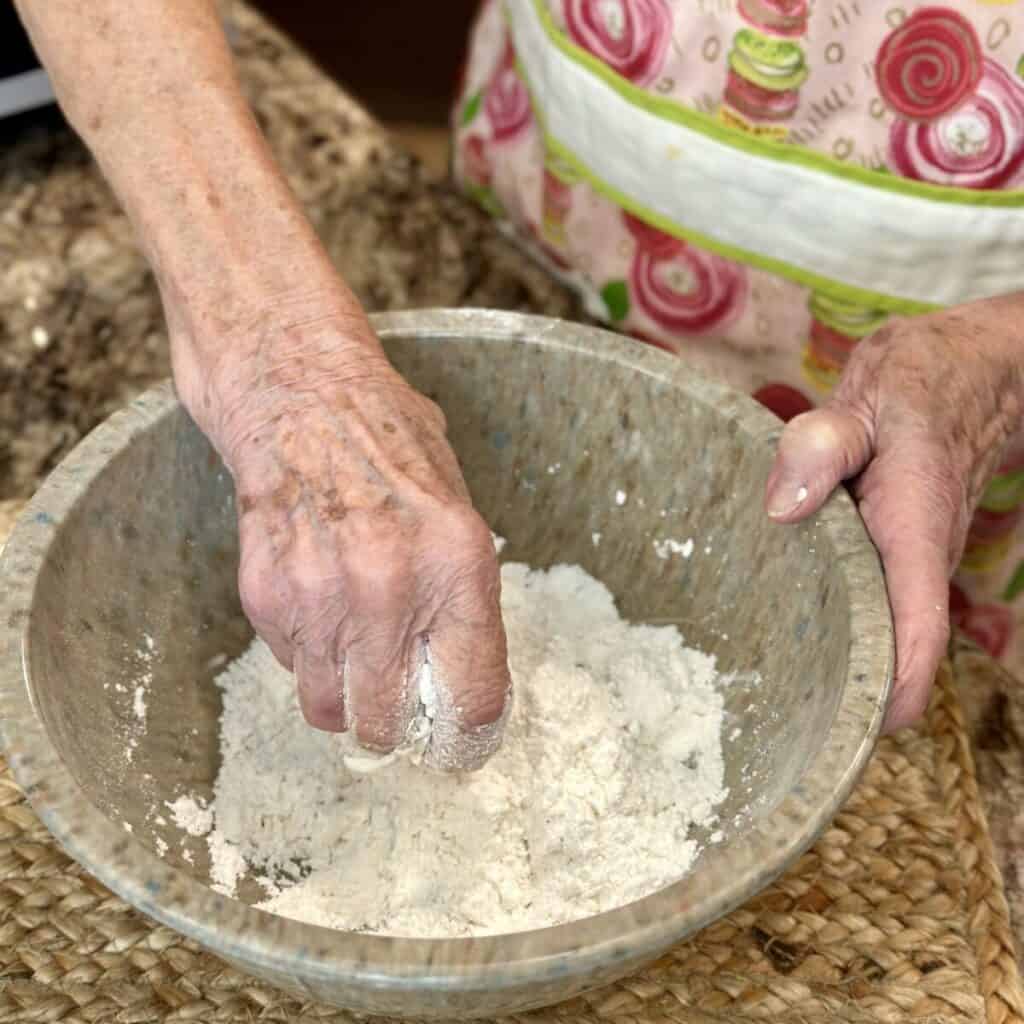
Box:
765;296;1024;731
194;306;511;772
11;0;512;771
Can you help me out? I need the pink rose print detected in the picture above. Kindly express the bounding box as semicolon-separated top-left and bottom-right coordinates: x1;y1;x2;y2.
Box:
804;319;860;375
461;135;492;188
968;505;1024;545
753;383;814;423
541;170;574;247
725;71;801;122
624;213;684;258
624;214;747;335
890;58;1024;188
563;0;671;85
960;604;1012;659
485;39;533;142
526;220;573;270
738;0;808;38
543;170;573;218
876;7;982;122
628;326;678;354
950;582;1014;659
949;581;971;620
962;502;1022;572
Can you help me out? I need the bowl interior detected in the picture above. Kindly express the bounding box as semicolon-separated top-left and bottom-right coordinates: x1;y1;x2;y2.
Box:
29;316;863;880
4;311;892;1012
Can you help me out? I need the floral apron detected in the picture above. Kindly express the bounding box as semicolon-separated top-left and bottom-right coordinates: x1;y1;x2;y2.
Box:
452;0;1024;674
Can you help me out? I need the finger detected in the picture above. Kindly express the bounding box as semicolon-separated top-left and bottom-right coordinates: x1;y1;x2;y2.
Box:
856;462;953;733
426;564;512;773
255;620;295;675
237;564;295;672
876;531;950;733
766;407;873;522
249;617;294;674
344;626;419;752
294;641;347;732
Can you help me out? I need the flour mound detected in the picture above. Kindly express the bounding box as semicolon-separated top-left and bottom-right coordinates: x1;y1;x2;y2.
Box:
194;560;728;937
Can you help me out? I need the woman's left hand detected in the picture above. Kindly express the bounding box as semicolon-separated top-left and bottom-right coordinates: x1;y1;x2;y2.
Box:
765;296;1024;731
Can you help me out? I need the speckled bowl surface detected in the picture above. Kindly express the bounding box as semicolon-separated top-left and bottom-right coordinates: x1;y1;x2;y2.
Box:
0;310;893;1017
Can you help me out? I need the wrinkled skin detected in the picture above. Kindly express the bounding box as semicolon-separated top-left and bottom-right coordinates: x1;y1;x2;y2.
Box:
766;296;1024;732
13;0;518;771
183;307;511;772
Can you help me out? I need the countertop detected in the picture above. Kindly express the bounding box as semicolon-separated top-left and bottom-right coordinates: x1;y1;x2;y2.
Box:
2;0;1023;969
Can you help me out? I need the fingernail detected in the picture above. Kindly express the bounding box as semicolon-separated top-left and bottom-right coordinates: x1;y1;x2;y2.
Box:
768;483;808;520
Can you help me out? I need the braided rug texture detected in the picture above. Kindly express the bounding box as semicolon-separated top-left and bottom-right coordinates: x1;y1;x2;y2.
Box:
1;499;1023;1023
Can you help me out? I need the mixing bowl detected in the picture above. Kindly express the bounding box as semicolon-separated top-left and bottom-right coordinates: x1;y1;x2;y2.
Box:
0;309;893;1017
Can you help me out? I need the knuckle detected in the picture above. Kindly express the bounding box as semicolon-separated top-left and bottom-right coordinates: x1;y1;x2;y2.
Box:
238;550;284;625
414;393;448;434
345;530;415;603
779;412;838;460
284;556;331;604
862;321;898;351
445;557;502;614
435;504;496;556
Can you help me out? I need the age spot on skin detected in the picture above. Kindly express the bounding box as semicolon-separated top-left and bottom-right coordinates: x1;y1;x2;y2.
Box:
317;486;347;522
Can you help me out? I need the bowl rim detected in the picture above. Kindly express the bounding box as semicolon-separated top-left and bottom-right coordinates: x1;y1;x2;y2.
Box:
0;309;893;995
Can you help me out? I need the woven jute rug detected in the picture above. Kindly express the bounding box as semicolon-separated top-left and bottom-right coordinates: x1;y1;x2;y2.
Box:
1;499;1022;1023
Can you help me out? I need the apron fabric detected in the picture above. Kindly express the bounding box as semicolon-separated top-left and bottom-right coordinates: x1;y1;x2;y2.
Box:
451;0;1024;675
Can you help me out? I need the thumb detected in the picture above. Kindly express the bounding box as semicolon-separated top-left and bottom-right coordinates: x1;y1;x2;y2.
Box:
766;407;873;522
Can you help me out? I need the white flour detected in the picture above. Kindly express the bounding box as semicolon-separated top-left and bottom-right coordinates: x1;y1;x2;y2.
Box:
166;794;213;836
181;558;729;937
653;537;694;560
132;685;147;723
116;632;156;765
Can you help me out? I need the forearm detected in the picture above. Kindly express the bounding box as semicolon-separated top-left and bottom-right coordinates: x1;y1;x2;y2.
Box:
14;0;379;429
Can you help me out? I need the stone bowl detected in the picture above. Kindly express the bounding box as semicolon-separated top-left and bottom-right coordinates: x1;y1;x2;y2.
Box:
0;310;893;1017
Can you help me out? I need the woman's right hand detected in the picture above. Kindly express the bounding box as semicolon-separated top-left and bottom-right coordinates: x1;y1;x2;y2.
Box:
12;0;513;772
187;303;512;772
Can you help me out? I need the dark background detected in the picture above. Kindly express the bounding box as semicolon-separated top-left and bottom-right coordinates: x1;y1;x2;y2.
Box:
249;1;479;125
0;6;40;77
3;3;478;127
